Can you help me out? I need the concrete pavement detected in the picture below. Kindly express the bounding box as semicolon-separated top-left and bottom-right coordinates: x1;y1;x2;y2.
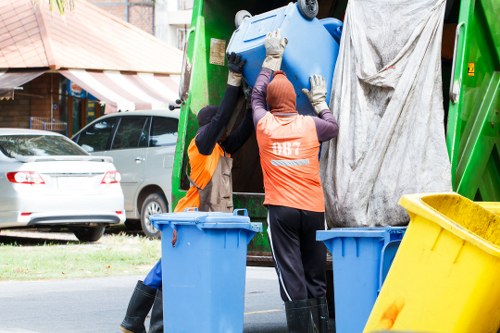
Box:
0;267;287;333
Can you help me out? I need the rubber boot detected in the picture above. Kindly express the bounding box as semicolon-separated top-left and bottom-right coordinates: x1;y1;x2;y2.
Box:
148;288;163;333
308;297;331;333
120;280;156;333
285;299;318;333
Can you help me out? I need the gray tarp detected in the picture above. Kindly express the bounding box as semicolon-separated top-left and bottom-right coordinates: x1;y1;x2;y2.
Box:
321;0;452;227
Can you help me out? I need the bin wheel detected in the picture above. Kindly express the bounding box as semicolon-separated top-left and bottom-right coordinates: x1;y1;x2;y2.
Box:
298;0;319;20
235;10;252;28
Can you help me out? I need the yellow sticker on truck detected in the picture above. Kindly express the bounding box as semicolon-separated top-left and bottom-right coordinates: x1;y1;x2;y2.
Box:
467;62;475;76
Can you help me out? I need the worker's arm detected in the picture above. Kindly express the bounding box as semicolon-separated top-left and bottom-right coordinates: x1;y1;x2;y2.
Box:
251;29;287;127
195;86;239;155
302;74;339;142
220;106;254;155
251;68;272;127
196;53;245;155
312;110;338;142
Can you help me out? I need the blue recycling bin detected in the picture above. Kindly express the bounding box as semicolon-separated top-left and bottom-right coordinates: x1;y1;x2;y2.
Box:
316;227;406;333
226;2;342;115
151;209;262;333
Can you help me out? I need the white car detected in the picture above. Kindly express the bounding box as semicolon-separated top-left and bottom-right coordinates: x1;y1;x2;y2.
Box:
72;109;179;238
0;128;125;242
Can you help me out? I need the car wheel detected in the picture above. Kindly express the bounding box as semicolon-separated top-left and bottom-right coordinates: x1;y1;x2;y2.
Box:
140;193;167;239
298;0;319;20
73;226;105;242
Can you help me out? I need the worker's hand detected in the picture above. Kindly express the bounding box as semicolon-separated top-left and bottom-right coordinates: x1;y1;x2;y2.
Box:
227;52;246;87
262;29;288;71
302;74;329;114
228;52;245;74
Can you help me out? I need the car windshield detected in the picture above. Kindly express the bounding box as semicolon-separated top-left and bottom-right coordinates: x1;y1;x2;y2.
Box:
0;135;87;158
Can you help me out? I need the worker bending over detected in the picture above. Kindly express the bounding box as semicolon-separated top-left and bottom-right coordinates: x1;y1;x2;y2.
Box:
120;52;253;333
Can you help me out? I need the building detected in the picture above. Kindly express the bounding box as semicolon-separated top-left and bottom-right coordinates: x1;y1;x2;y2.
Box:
0;0;182;136
90;0;193;50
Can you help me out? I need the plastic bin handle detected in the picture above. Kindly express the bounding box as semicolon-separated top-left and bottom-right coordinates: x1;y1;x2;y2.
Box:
450;22;465;104
232;208;248;217
378;240;402;292
319;17;343;43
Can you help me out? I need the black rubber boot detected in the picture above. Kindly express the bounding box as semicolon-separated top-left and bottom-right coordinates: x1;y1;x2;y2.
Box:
120;280;156;333
308;297;331;333
148;288;163;333
285;299;318;333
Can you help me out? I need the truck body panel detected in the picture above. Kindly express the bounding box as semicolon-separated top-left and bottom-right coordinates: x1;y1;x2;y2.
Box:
172;0;499;263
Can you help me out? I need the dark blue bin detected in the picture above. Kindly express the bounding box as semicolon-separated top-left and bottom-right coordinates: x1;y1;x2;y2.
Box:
316;227;406;333
226;2;342;115
151;209;262;333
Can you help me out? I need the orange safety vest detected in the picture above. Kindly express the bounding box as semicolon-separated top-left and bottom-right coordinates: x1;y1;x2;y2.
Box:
256;113;325;212
174;139;225;213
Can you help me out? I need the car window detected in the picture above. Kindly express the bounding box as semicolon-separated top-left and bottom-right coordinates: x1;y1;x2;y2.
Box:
150;117;178;147
77;118;118;152
0;135;87;157
111;116;149;150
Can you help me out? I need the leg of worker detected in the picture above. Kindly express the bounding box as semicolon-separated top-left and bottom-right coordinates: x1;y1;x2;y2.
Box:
300;210;327;298
148;288;163;333
301;210;330;333
267;205;307;301
268;205;317;332
120;259;162;333
143;259;162;289
120;280;157;333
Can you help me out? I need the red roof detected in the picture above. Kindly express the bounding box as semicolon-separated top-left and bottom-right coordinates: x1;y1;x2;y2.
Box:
0;0;182;74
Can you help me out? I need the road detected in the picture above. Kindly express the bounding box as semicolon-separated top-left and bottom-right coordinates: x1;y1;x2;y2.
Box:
0;267;287;333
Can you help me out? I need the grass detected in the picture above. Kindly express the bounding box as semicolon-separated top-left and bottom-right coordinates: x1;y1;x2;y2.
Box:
0;231;161;281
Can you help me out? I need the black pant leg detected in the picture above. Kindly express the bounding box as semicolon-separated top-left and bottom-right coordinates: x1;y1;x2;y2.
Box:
267;205;308;301
300;210;327;299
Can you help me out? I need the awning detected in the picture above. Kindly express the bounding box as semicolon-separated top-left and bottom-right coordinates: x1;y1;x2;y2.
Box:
59;69;180;113
0;70;46;100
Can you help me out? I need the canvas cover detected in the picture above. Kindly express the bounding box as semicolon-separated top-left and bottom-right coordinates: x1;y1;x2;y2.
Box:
321;0;452;227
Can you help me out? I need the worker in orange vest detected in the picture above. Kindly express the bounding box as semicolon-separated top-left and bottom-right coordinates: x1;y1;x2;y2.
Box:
251;29;339;333
120;52;253;333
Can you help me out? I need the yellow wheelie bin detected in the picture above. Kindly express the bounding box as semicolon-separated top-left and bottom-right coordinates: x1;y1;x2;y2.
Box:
363;192;500;333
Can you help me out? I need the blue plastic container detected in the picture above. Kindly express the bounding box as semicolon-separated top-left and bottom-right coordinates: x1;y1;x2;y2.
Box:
226;2;342;115
151;209;262;333
316;227;407;333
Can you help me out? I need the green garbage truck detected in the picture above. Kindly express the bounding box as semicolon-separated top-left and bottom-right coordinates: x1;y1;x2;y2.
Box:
170;0;499;264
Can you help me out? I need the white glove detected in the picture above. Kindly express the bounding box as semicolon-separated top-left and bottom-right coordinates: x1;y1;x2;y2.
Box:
262;29;288;71
302;74;328;114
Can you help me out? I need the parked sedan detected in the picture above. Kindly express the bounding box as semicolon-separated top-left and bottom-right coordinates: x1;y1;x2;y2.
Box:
72;109;179;238
0;128;125;242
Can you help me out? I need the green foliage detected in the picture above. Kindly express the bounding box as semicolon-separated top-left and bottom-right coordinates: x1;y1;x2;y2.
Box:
48;0;74;14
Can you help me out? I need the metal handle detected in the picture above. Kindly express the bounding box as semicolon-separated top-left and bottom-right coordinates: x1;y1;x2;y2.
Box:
135;157;145;163
179;27;196;102
449;22;465;104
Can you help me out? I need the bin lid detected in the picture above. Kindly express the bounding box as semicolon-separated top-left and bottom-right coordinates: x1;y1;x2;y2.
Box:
150;208;262;232
316;226;406;242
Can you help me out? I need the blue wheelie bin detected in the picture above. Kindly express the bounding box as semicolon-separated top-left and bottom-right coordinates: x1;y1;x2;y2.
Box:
316;227;406;333
226;2;342;115
151;209;262;333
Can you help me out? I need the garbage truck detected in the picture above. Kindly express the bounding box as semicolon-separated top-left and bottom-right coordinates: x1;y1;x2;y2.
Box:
170;0;498;261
